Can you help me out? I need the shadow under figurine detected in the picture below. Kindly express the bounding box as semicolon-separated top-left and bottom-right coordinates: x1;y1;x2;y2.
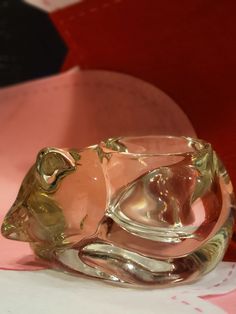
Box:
1;136;235;287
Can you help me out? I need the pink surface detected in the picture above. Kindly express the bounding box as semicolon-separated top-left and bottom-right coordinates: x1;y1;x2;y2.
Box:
203;291;236;314
0;68;195;270
1;69;235;312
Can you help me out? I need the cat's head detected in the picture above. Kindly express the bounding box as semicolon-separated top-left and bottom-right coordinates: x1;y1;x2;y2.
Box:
1;146;107;258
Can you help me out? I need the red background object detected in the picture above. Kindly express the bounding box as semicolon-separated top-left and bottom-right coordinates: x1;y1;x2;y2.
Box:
50;0;236;260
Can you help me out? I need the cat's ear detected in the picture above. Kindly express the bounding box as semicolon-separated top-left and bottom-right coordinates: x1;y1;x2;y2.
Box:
36;147;80;191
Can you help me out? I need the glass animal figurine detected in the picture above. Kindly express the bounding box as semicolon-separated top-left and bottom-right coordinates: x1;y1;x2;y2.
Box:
1;136;235;287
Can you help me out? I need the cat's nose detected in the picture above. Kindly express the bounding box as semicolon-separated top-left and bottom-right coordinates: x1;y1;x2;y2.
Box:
1;218;19;240
1;208;29;242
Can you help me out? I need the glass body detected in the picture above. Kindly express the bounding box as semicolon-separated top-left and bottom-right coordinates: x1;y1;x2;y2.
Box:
1;136;235;287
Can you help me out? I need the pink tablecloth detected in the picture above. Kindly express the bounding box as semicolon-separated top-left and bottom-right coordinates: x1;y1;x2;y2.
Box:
0;69;235;313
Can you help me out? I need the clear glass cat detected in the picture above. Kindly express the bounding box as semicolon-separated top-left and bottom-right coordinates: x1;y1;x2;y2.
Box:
1;136;235;287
